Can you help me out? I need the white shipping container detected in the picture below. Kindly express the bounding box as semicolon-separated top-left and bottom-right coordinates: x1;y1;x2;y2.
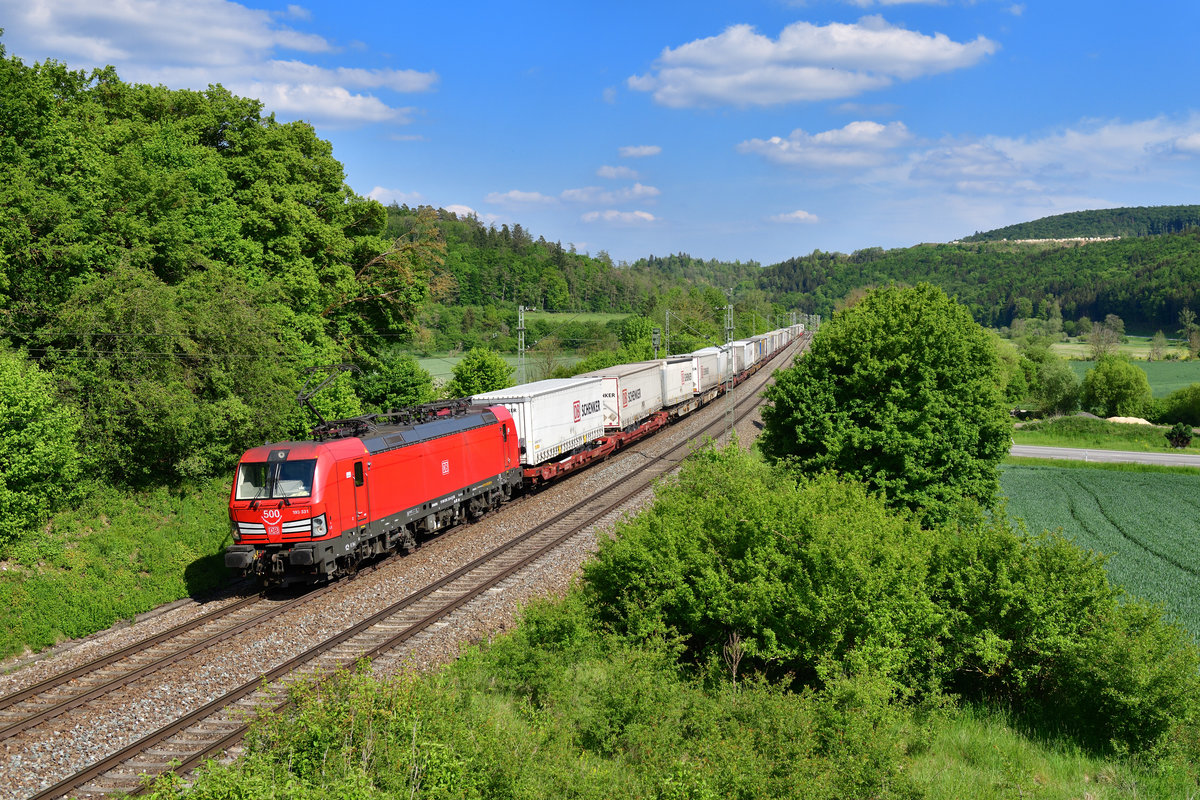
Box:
657;357;696;407
690;347;722;394
575;361;663;430
728;339;757;372
472;378;605;467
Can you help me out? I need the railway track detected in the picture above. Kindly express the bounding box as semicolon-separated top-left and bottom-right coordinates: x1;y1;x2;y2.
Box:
8;337;807;800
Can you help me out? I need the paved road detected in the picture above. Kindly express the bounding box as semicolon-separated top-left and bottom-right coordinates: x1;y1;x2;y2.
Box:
1010;444;1200;468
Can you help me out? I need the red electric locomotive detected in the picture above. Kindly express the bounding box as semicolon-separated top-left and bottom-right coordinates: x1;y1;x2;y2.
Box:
225;400;521;586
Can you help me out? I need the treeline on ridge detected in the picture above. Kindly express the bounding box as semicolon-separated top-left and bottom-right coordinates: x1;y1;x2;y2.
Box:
760;230;1200;329
962;204;1200;241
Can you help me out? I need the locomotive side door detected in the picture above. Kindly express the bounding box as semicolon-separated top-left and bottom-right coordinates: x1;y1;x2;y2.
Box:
352;460;369;532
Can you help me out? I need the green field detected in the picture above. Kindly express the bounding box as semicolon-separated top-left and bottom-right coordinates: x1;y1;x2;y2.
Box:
1059;358;1200;397
524;310;629;325
416;352;583;384
1050;335;1189;365
999;463;1200;639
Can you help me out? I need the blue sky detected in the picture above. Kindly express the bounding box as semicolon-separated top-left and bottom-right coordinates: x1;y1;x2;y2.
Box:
3;1;1199;265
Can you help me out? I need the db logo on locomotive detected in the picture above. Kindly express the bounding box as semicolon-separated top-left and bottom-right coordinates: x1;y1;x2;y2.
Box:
262;508;282;536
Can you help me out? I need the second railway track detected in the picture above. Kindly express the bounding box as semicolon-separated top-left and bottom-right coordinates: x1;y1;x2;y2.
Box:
3;337;807;800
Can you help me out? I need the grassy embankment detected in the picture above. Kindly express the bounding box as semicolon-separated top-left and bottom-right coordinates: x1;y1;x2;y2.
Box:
0;480;231;663
1012;415;1200;453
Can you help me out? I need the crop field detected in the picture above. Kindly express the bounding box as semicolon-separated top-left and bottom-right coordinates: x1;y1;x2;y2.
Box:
999;463;1200;640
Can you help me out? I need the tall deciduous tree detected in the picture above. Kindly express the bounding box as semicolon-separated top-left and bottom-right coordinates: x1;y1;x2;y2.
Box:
761;284;1011;524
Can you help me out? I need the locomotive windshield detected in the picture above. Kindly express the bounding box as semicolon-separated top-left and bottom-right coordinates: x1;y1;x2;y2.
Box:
235;459;317;500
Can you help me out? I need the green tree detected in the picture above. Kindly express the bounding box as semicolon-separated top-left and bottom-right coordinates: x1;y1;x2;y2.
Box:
1034;357;1081;416
1149;330;1168;361
443;347;513;398
760;284;1011;524
0;348;82;545
1080;355;1152;418
356;351;435;412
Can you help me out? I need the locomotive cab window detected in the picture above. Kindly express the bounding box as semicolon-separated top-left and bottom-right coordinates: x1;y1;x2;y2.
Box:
235;459;317;500
354;461;364;487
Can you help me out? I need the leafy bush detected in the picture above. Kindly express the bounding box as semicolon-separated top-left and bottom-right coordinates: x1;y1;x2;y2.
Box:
583;447;947;696
1034;356;1081;415
1158;382;1200;425
355;350;435;412
585;445;1200;756
1081;354;1152;417
0;348;82;545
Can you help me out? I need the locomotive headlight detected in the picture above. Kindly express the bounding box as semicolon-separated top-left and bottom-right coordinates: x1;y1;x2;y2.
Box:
312;514;327;538
230;521;240;543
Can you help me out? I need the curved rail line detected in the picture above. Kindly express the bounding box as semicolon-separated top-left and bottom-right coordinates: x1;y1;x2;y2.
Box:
29;337;808;799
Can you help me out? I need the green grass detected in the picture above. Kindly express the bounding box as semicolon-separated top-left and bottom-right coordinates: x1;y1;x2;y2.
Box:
911;704;1195;799
999;463;1200;640
1012;415;1200;452
1005;455;1200;475
0;479;232;662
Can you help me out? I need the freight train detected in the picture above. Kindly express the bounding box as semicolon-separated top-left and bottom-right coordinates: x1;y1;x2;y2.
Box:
225;325;805;586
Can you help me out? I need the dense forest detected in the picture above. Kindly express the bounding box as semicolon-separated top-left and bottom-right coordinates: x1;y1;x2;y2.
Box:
388;207;776;357
760;231;1200;329
961;204;1200;241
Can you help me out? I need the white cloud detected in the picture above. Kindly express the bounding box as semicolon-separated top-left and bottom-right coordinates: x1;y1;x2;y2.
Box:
629;17;997;108
1172;133;1200;155
620;145;662;158
909;116;1200;195
597;165;640;179
0;0;437;126
562;183;661;204
367;187;423;205
240;82;410;124
581;210;657;224
484;189;557;205
739;120;913;167
771;210;819;223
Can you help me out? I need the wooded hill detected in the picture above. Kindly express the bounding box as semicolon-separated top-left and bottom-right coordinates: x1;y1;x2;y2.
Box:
760;228;1200;329
962;204;1200;241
